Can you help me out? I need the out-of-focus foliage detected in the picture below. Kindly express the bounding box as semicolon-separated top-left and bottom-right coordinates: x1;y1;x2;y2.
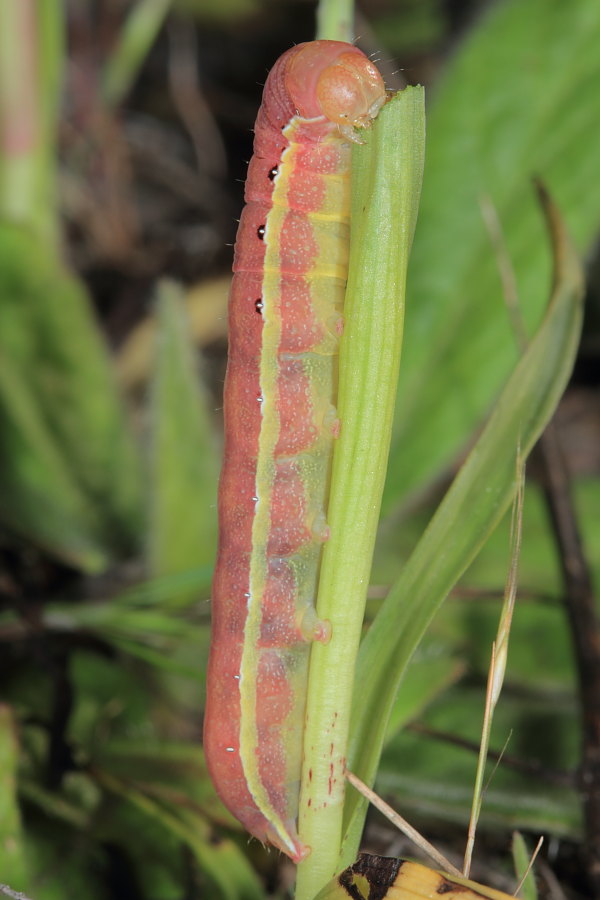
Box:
0;705;27;886
0;225;143;570
383;0;600;514
512;832;539;900
372;0;445;55
147;280;219;600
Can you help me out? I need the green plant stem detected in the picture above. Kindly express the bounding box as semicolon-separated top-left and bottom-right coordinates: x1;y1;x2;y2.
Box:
0;0;62;242
294;87;425;900
316;0;355;41
102;0;173;107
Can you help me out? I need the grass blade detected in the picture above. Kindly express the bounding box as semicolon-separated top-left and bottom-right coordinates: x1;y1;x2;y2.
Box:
343;186;585;862
512;832;541;900
463;460;524;876
147;280;219;600
295;85;425;899
0;706;27;891
0;224;144;562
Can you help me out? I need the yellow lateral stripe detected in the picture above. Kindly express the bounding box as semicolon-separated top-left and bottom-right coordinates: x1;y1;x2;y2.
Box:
238;131;298;851
238;119;353;853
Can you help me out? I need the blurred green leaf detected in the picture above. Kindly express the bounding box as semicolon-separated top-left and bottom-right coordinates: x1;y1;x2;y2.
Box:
174;0;262;20
147;280;219;600
0;0;63;242
102;0;173;107
430;593;576;697
512;832;539;900
25;818;107;900
0;224;143;566
111;569;214;608
96;767;264;900
342;189;584;863
377;685;581;840
92;798;192;900
67;651;156;753
0;705;28;890
383;0;600;512
92;739;233;826
0;351;108;571
373;0;444;54
385;642;466;741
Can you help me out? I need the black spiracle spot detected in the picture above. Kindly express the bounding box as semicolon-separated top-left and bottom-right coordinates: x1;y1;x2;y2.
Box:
257;224;266;240
254;298;264;314
268;166;278;181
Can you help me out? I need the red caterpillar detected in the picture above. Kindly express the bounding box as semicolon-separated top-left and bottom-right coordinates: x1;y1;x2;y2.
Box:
204;40;385;862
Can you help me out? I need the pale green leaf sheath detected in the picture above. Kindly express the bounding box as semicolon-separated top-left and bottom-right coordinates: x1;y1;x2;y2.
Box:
295;87;425;899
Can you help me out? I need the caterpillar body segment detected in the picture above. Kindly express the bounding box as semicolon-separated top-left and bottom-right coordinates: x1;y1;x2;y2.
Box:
204;41;385;861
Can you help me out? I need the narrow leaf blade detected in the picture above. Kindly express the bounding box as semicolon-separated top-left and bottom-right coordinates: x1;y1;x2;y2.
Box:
147;280;219;599
343;189;585;861
0;705;28;890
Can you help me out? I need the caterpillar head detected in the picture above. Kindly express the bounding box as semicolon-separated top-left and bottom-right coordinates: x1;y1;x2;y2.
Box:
316;50;386;137
286;42;386;141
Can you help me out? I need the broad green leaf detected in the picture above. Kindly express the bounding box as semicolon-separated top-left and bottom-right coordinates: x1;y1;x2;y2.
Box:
463;478;600;606
147;280;219;601
0;224;143;562
19;780;92;831
0;705;28;890
383;0;600;512
342;189;584;863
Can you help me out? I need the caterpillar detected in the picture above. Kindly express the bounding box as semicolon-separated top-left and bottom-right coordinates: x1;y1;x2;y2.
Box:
316;854;518;900
203;40;386;862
